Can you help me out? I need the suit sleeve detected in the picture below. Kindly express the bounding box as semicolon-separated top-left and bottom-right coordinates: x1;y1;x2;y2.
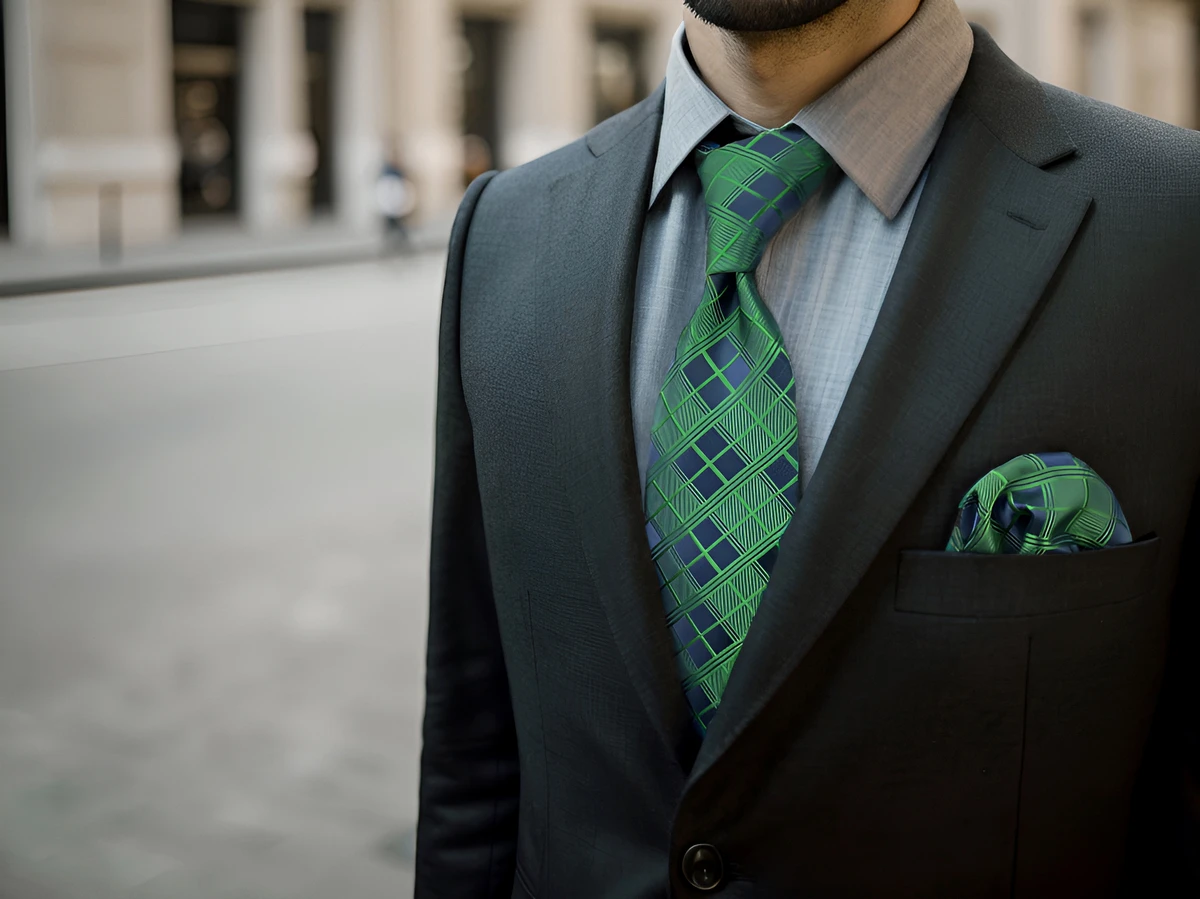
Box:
1122;479;1200;892
414;171;520;899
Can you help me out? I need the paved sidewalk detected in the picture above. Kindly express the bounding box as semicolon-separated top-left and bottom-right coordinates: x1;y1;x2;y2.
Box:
0;216;453;298
0;258;448;898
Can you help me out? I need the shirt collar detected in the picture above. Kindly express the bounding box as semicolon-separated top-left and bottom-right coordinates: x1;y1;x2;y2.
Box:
649;0;974;219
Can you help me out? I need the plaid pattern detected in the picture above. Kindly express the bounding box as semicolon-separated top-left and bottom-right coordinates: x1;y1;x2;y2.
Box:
947;452;1133;554
644;126;833;736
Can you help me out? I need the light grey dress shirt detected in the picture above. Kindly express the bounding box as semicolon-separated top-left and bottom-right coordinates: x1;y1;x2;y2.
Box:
632;0;974;495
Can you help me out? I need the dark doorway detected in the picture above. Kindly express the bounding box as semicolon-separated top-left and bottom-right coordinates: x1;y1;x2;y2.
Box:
172;0;242;218
461;17;504;184
593;24;647;125
305;9;336;213
1;3;9;234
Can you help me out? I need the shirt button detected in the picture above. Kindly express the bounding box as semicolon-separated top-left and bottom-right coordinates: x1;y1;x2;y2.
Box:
681;843;724;891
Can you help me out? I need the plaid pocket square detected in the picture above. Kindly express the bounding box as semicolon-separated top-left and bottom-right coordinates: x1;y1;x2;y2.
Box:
947;451;1132;554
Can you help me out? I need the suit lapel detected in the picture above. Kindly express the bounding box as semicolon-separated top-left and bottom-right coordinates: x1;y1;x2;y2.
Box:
539;86;699;767
690;30;1094;782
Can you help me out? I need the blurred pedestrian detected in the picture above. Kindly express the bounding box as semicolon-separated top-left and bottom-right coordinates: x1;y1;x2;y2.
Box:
375;157;415;253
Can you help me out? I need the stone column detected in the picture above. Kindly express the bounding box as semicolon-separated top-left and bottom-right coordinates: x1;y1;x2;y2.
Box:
334;0;385;232
1021;0;1081;93
1105;0;1137;111
241;0;316;231
648;3;683;87
2;0;42;246
1132;0;1197;127
11;0;179;248
389;0;461;224
500;0;591;168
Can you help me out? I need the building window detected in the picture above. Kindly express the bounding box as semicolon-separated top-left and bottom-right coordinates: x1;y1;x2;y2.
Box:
594;24;647;125
461;17;504;184
305;9;336;213
172;0;243;219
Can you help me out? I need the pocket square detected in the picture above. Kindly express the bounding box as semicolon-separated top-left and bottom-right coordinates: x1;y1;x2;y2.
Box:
947;451;1132;554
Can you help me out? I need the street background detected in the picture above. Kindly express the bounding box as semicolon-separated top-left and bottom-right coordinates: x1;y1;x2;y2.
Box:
0;0;1198;897
1;256;445;898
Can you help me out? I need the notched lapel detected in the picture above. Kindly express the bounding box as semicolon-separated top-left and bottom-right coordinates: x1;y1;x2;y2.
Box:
690;41;1093;782
537;88;698;768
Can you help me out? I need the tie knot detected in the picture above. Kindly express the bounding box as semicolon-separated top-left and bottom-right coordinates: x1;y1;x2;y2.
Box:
695;124;833;274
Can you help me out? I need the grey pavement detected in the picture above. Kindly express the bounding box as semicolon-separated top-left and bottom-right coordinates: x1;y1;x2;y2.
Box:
0;254;450;898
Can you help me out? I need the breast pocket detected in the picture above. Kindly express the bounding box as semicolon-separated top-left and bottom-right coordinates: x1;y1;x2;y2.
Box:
895;533;1161;618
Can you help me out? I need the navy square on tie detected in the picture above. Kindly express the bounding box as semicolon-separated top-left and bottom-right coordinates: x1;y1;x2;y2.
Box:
676;533;703;565
727;190;765;224
684;355;713;389
750;132;790;158
676;446;705;479
776;189;803;218
724;355;752;389
692;516;722;549
708;336;738;369
698;378;731;409
689;556;717;587
697;428;728;461
706;623;734;654
765;353;792;391
686;640;712;668
709;538;739;570
754;207;782;237
694;469;723;499
714;449;747;481
672;616;698;646
690;602;717;632
749;171;787;201
765;457;795;491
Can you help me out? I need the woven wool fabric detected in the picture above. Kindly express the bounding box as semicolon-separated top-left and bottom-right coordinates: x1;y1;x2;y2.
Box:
643;126;833;735
947;451;1133;554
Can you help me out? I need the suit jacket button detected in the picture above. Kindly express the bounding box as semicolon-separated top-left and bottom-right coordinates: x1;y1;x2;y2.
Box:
681;843;724;891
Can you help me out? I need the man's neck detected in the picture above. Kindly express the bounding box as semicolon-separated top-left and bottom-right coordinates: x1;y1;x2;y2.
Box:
683;0;921;127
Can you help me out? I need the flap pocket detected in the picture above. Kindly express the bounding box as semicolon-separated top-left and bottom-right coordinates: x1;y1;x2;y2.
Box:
895;533;1160;618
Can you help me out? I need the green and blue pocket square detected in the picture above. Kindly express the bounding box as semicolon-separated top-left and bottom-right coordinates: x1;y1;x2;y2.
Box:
947;452;1132;554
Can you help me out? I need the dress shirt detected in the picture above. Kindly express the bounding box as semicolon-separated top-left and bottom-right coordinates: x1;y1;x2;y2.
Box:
631;0;974;495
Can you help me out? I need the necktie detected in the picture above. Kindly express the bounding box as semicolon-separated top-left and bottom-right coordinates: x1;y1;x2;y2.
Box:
644;125;833;736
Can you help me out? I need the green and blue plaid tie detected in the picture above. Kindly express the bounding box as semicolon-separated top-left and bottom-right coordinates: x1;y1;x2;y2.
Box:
644;125;833;736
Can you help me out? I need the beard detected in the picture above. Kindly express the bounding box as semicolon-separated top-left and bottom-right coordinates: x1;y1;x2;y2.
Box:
683;0;853;32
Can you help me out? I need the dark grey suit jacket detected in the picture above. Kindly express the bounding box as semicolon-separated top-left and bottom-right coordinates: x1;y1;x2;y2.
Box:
416;27;1200;899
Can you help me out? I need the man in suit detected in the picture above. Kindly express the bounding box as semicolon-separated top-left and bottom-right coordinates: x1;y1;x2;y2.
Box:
416;0;1200;895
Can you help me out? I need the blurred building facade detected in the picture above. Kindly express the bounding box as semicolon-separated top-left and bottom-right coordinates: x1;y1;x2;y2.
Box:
0;0;1196;249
